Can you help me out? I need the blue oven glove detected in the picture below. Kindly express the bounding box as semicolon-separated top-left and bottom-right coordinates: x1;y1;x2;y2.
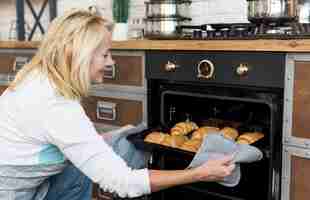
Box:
187;133;263;187
103;123;149;169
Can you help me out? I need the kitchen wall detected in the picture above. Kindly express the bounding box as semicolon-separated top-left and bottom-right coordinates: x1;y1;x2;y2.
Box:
0;0;248;41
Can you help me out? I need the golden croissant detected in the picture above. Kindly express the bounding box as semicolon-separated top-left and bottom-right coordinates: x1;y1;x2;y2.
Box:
236;132;264;144
171;121;198;136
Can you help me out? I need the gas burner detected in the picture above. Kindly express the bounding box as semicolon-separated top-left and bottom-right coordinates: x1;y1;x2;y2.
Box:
175;23;310;40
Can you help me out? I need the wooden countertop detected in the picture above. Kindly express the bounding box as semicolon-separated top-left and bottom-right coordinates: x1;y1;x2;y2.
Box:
0;41;39;49
2;39;310;52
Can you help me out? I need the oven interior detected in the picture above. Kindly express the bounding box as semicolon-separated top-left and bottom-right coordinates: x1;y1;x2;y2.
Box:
139;81;283;200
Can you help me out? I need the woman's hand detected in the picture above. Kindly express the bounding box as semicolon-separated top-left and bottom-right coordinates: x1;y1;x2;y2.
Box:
193;155;235;182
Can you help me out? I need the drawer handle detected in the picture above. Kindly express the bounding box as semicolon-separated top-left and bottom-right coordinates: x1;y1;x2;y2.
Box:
96;101;117;121
103;64;116;79
13;56;30;72
97;188;114;200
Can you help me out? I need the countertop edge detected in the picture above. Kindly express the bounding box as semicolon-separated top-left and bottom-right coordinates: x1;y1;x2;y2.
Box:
1;40;310;52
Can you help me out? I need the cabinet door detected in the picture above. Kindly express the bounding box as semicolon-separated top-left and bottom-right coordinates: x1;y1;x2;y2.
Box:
282;146;310;200
284;54;310;148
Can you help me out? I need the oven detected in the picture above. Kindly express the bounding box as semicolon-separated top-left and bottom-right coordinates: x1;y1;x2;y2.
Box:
127;51;284;200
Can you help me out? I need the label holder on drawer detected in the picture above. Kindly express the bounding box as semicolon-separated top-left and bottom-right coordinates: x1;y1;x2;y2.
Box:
96;101;117;121
13;56;30;72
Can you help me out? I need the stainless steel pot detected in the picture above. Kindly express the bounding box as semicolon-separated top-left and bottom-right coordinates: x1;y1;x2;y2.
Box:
145;1;190;18
146;2;177;17
247;0;298;23
144;17;186;38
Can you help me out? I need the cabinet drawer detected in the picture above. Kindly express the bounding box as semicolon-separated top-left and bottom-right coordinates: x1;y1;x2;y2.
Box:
102;51;144;87
284;54;310;148
0;52;33;73
0;85;7;94
282;146;310;200
0;55;15;73
82;95;143;126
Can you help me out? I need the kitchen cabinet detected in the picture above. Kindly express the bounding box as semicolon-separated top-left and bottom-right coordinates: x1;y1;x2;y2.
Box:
82;50;147;200
282;54;310;200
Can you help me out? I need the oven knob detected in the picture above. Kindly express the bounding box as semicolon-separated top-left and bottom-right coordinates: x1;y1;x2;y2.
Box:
236;63;249;76
164;61;178;72
197;59;215;79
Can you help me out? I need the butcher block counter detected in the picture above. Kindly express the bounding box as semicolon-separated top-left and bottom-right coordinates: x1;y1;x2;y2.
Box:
2;39;310;52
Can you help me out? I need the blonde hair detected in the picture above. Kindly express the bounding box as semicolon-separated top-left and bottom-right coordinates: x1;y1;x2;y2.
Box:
9;8;113;100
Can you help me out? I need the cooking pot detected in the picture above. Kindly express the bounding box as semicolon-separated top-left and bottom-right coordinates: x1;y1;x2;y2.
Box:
144;17;188;38
145;0;190;18
247;0;298;23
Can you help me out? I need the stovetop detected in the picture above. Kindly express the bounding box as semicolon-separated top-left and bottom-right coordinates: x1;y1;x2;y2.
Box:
160;23;310;40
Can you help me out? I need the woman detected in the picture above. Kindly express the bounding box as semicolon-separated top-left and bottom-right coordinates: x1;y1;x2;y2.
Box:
0;9;235;200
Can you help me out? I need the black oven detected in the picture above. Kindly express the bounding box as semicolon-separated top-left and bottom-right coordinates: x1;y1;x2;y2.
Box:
128;51;285;200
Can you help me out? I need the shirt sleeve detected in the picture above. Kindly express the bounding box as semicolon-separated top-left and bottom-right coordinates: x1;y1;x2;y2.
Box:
42;98;151;198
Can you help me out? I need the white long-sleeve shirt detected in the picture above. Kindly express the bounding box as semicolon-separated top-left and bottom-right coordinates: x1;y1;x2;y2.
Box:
0;70;150;198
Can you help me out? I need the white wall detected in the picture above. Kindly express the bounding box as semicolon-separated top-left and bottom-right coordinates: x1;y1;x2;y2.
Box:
0;0;248;40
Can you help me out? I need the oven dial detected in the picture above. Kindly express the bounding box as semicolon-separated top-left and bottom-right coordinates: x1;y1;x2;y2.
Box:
236;63;249;76
197;59;215;79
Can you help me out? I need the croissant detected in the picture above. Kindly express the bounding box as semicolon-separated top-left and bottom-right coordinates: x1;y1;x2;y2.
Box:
236;132;264;144
220;127;239;141
144;131;168;144
191;126;220;140
179;139;202;153
171;121;198;136
161;135;188;148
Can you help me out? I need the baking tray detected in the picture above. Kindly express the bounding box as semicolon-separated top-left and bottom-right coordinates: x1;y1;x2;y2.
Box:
126;126;196;157
127;124;269;159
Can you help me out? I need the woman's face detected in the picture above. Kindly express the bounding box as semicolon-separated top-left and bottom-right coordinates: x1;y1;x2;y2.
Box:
90;32;114;83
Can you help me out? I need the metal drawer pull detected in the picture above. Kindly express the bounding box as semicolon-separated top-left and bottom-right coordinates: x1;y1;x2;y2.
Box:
96;101;117;121
103;64;116;79
13;56;30;72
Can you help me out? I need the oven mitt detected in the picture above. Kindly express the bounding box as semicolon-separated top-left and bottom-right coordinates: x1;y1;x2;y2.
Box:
102;123;149;169
187;133;263;187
